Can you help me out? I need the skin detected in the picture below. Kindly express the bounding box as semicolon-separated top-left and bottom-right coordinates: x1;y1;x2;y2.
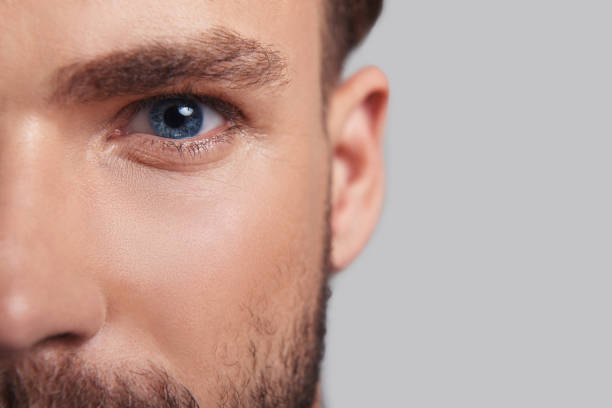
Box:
0;0;388;406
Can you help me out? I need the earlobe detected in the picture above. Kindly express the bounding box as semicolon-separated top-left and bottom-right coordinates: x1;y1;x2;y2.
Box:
327;66;389;272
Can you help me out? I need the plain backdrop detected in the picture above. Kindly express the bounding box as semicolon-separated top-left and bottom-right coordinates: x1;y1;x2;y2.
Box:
322;0;611;407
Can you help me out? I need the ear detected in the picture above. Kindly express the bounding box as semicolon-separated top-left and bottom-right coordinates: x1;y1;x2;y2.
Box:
327;66;389;272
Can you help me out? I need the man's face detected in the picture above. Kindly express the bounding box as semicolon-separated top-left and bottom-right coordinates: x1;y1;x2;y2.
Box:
0;1;332;406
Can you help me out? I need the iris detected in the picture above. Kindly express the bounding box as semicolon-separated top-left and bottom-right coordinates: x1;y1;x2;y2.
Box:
149;98;204;139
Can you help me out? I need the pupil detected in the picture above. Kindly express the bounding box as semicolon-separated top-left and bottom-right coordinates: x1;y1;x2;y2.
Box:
163;105;191;129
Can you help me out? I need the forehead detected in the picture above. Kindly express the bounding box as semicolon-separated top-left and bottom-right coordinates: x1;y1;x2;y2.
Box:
0;0;321;90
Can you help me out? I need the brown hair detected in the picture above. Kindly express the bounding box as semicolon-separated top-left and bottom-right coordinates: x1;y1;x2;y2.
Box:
322;0;384;92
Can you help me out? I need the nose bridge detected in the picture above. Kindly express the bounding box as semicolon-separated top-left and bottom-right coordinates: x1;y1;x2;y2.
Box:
0;113;106;352
0;113;63;243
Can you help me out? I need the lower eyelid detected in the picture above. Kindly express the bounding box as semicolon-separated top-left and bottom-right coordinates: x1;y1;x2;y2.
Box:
109;126;241;171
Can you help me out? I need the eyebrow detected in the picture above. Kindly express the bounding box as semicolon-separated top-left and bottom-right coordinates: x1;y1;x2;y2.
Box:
51;28;289;104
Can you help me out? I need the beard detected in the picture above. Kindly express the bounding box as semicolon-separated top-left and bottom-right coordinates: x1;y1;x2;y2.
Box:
0;355;201;408
0;282;330;408
0;226;332;408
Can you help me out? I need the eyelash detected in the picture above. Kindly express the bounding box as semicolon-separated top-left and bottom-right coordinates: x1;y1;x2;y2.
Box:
108;91;246;167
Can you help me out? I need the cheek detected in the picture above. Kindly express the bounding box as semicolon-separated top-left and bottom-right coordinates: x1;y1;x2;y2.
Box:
80;133;329;377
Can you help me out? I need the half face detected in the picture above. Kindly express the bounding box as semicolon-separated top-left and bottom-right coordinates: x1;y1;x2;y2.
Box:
0;1;331;407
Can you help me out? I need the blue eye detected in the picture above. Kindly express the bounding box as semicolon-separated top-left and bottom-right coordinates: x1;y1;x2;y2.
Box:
126;96;226;140
149;98;203;139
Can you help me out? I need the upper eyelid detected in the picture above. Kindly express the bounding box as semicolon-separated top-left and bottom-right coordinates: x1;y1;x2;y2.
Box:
124;93;244;122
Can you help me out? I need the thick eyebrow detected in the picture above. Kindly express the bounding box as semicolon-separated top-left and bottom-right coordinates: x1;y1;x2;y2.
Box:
51;28;289;104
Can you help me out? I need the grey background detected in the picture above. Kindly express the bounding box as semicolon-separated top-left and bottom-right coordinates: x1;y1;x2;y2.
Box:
322;0;611;407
